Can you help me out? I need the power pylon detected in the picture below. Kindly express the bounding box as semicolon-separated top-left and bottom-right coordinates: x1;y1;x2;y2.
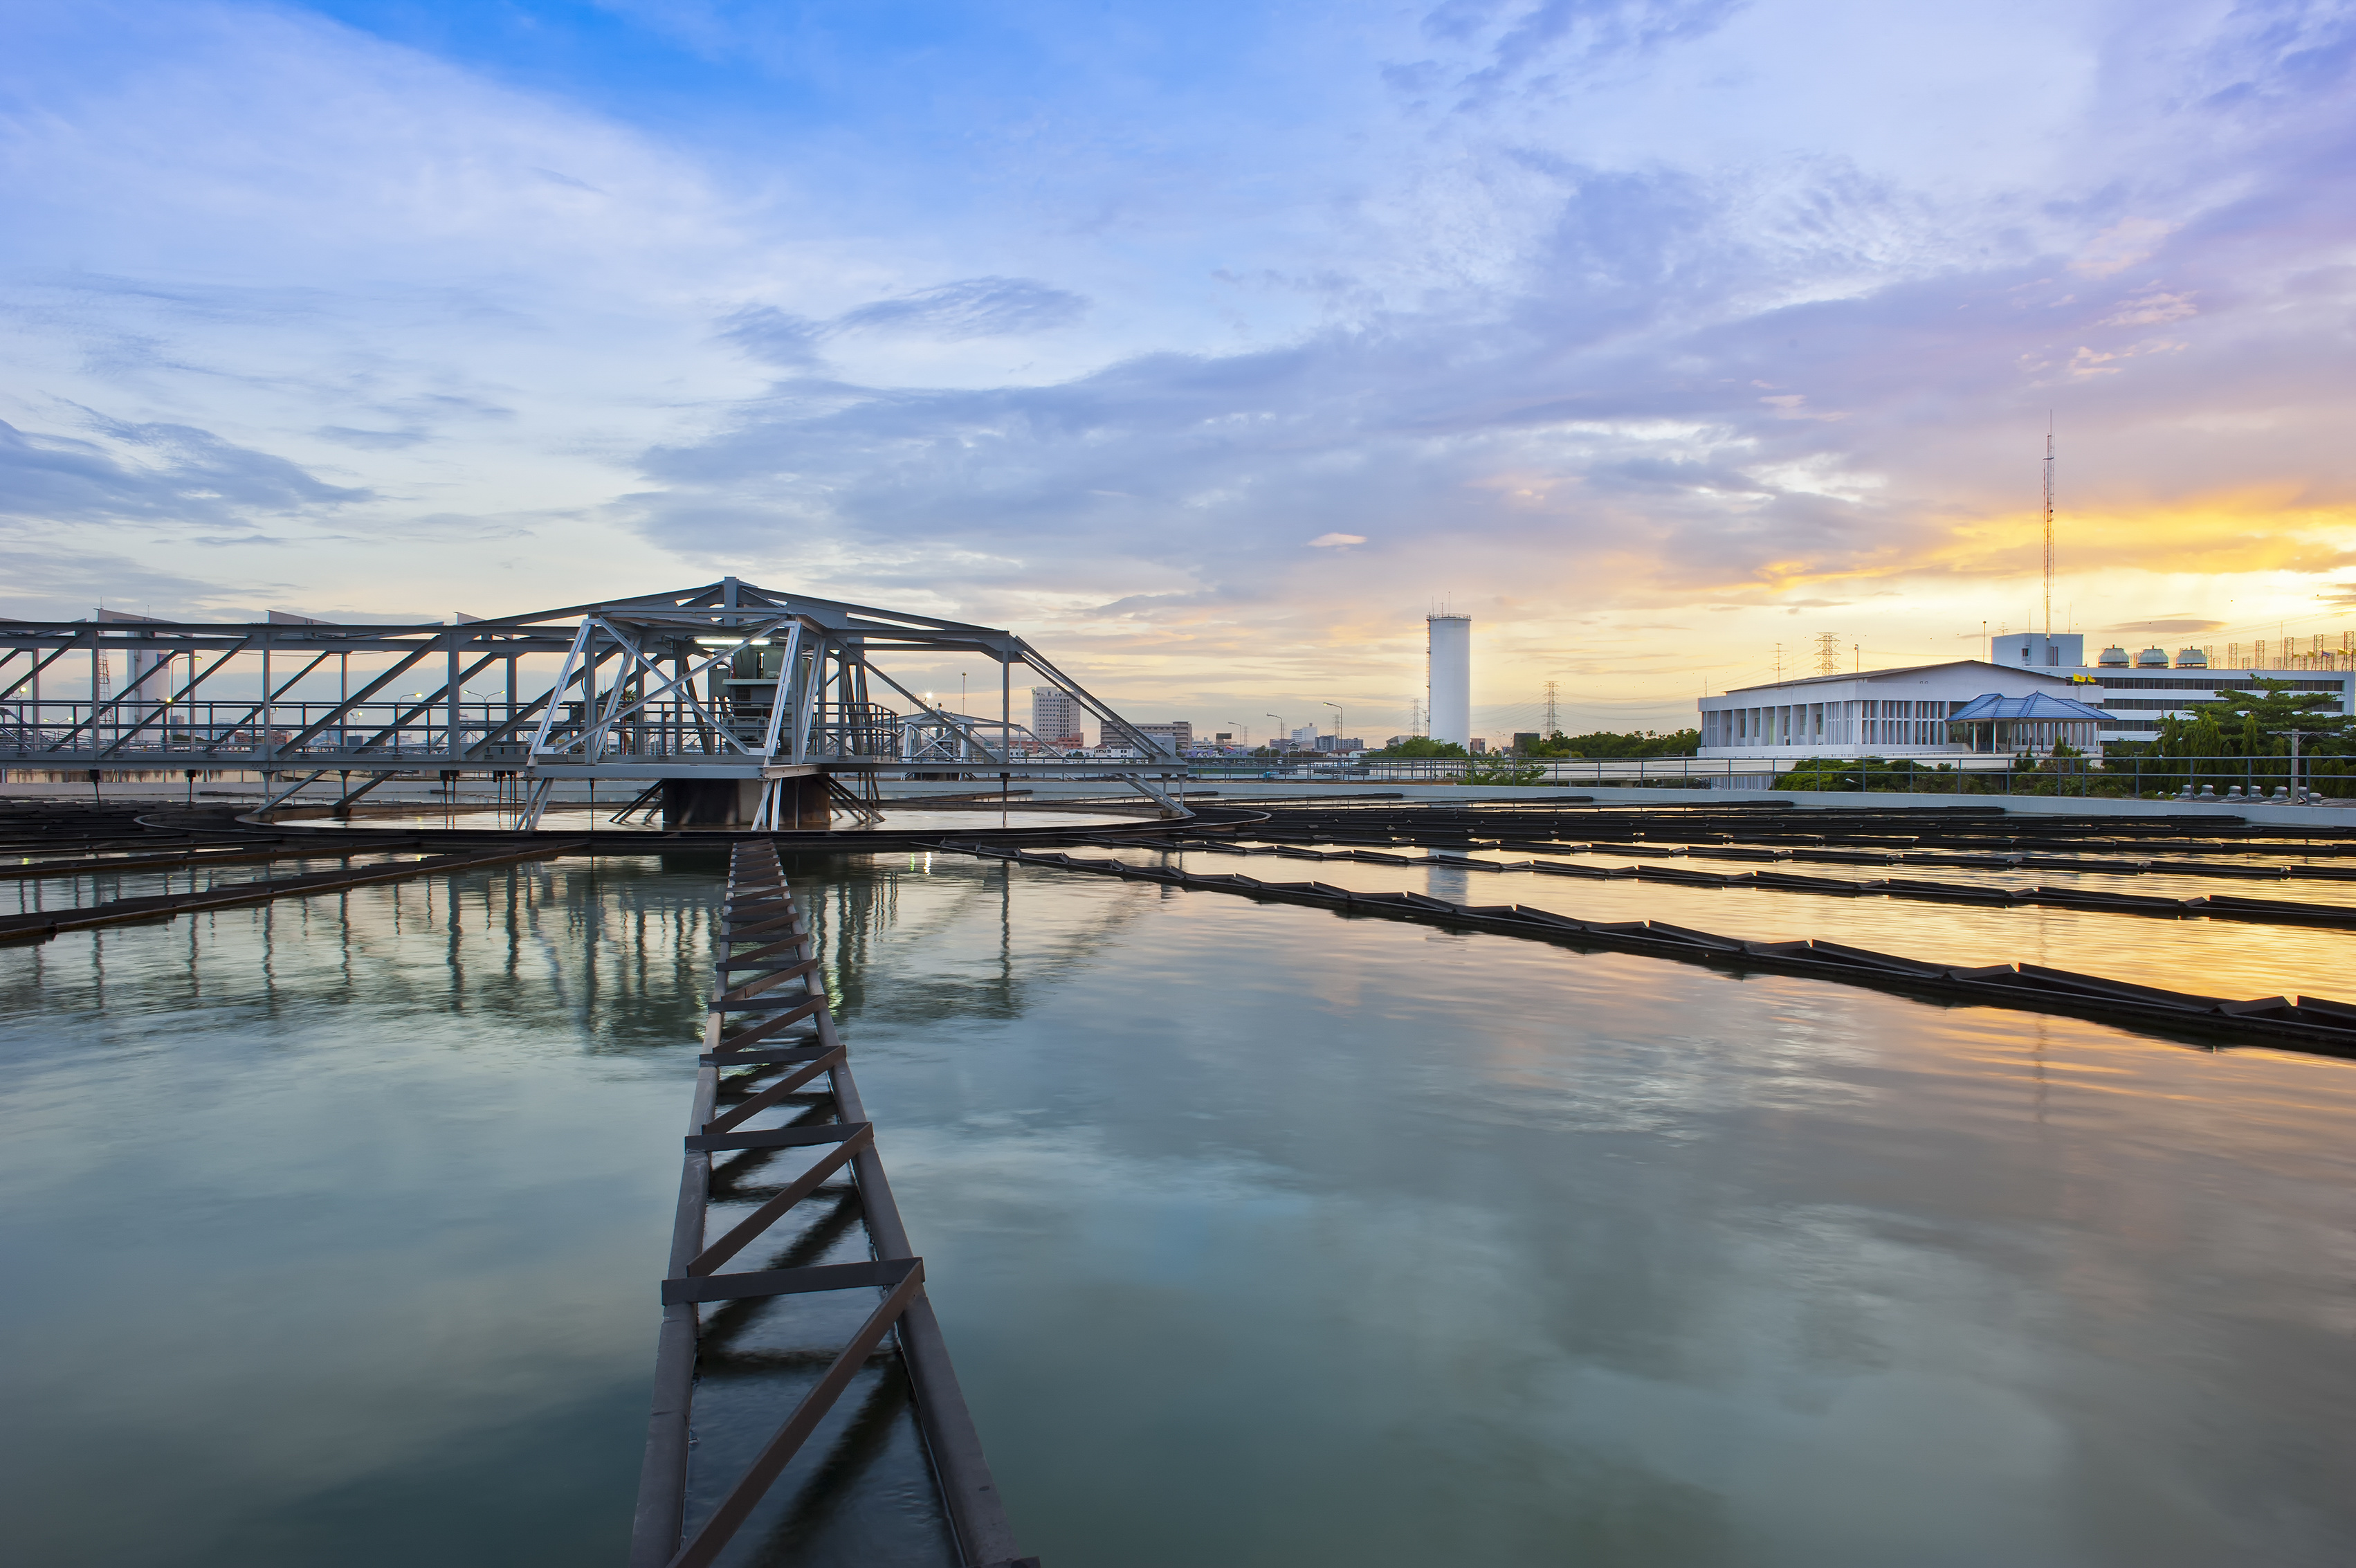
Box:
1814;632;1841;674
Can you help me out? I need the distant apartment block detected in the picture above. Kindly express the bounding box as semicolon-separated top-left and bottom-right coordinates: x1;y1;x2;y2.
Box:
1030;687;1084;749
1133;720;1194;756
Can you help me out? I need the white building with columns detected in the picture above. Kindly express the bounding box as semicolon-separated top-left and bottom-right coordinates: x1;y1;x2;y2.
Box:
1697;660;2104;760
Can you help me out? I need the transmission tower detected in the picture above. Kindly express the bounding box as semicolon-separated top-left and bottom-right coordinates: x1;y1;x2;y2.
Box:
1813;632;1840;674
2042;415;2055;644
1542;680;1560;735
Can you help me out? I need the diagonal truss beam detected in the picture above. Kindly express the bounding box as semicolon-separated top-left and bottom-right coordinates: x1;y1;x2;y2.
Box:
95;635;259;758
758;622;805;758
0;644;84;705
553;614;802;760
859;660;1007;764
183;649;334;757
589;617;778;749
275;645;437;753
44;640;286;756
1014;637;1163;756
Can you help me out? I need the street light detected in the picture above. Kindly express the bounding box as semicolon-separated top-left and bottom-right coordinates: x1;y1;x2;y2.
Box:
1225;720;1249;750
1322;700;1343;744
1266;713;1284;755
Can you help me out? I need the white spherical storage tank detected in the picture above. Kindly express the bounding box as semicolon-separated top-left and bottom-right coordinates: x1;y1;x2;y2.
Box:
1427;614;1472;746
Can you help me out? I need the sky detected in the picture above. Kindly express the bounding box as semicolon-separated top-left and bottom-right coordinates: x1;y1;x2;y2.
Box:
4;0;2355;741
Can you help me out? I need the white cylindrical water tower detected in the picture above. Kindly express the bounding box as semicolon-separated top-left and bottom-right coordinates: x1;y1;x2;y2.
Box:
1427;614;1471;747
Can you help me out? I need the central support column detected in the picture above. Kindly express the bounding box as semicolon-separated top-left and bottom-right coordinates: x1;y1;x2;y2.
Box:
660;774;831;828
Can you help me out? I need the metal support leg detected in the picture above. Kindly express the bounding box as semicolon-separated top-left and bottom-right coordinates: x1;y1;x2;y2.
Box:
256;769;329;819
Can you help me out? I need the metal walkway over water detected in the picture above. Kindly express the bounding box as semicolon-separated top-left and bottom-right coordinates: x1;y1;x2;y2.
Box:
634;838;1034;1568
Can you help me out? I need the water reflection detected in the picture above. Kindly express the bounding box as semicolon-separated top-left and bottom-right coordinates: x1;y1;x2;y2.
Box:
1097;844;2356;1001
798;850;1154;1025
0;855;725;1568
4;849;2352;1567
842;857;2356;1568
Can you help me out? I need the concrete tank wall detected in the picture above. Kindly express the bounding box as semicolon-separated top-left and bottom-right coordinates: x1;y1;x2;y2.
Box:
1427;614;1471;747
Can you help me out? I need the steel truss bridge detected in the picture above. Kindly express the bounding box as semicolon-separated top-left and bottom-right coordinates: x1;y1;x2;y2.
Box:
0;579;1182;825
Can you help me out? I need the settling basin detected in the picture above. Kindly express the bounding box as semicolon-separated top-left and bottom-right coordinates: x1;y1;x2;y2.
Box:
2;846;2351;1565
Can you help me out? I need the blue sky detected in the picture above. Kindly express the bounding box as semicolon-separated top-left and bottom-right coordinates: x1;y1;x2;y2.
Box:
5;0;2355;737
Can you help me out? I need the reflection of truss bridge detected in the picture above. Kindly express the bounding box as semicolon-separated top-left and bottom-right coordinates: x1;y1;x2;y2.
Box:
0;579;1182;826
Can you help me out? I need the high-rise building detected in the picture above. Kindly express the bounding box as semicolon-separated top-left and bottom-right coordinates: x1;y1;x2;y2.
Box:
1427;614;1471;747
1030;687;1084;748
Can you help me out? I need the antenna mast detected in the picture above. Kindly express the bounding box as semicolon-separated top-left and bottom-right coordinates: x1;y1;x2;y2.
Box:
2042;415;2055;644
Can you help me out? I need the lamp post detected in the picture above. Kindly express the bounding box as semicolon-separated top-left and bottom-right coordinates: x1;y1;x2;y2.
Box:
1226;721;1249;751
1322;700;1343;745
1266;713;1284;758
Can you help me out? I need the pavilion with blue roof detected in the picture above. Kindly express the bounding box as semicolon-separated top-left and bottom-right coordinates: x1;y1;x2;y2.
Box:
1946;690;2111;754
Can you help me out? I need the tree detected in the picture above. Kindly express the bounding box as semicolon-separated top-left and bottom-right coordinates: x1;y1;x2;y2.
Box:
2213;677;2356;797
1532;727;1701;759
1369;736;1469;758
2212;677;2355;740
1461;756;1545;785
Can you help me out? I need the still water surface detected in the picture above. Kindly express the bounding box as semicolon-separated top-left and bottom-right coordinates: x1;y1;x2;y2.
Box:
2;849;2351;1566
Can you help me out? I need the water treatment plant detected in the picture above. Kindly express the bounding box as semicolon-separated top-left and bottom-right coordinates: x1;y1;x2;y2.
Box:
6;584;2356;1568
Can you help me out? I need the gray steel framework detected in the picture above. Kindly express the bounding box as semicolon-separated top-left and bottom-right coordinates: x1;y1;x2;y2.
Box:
634;839;1030;1567
0;578;1182;817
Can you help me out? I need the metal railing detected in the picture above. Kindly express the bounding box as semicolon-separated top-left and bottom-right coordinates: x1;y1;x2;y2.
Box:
1;699;985;768
1744;754;2356;801
1183;752;2356;801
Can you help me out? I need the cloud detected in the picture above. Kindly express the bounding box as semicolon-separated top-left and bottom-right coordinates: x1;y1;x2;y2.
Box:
718;278;1090;371
2099;291;2198;327
718;307;829;370
315;426;430;450
2070;218;2177;278
1415;0;1750;109
7;0;2356;728
1309;533;1368;547
834;277;1089;340
2102;617;2227;634
0;415;371;529
0;538;232;619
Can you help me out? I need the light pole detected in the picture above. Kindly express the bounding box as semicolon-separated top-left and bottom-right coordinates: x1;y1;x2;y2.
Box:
1226;721;1249;751
1266;713;1284;757
1322;700;1343;746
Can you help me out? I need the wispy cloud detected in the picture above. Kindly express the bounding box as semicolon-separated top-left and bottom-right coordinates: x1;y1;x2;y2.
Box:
0;415;369;528
718;277;1090;371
